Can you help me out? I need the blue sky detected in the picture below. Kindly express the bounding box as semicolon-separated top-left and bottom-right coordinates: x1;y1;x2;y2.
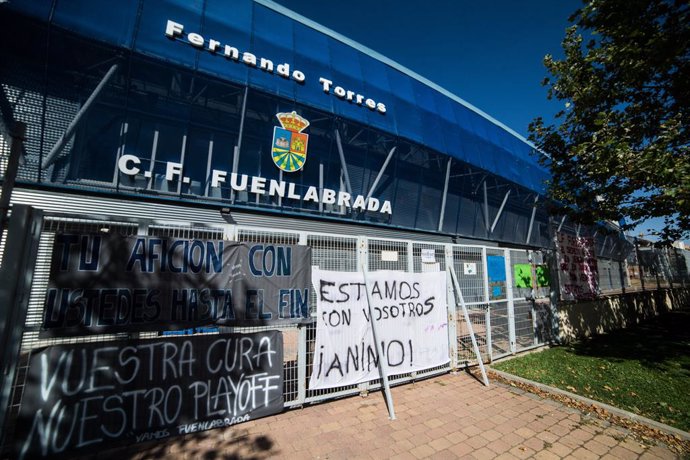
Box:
273;0;581;139
273;0;674;241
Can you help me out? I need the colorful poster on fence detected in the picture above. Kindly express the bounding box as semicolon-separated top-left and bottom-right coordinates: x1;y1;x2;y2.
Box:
513;263;533;288
309;269;449;390
556;231;599;300
14;331;283;459
41;233;311;336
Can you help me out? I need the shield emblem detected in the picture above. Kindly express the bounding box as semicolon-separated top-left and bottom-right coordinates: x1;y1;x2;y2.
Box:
272;111;310;172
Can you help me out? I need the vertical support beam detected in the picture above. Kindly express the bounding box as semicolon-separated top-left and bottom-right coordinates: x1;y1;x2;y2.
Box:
505;249;517;353
407;241;414;273
0;122;26;238
361;264;396;420
485;303;493;363
278;169;283;207
112;122;128;185
296;231;308;405
365;146;396;200
318;163;324;213
490;189;511;234
482;247;490;305
176;134;187;194
147;130;159;190
296;323;307;406
525;194;539;245
438;158;452;232
449;267;489;386
137;221;150;237
204;135;214;196
43;63;119;169
481;247;491;361
222;223;236;242
231;86;249;203
334;129;353;195
557;214;566;233
0;205;43;439
445;245;458;371
356;235;369;396
483;180;489;233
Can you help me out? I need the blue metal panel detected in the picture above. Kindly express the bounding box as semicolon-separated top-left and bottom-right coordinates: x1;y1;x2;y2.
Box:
413;83;447;155
325;39;367;122
385;66;423;145
359;54;397;135
198;0;253;84
292;22;333;114
133;0;203;71
249;3;295;100
53;0;138;47
1;0;53;21
3;0;551;194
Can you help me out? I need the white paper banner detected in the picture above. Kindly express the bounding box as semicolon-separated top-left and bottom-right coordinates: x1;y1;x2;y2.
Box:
309;269;450;390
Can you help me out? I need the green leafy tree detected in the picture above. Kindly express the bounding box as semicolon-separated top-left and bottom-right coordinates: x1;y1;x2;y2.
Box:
529;0;690;241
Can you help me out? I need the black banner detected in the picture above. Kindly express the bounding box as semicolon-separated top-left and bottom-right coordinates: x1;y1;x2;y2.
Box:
14;331;284;459
41;233;311;335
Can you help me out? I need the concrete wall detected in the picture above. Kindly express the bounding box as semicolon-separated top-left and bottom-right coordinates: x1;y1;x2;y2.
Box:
556;288;690;343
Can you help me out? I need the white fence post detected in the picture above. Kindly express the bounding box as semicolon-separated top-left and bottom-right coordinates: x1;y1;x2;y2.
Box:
445;245;458;371
505;249;517;353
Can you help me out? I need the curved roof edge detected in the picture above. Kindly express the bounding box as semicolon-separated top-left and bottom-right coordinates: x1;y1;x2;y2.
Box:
256;0;538;152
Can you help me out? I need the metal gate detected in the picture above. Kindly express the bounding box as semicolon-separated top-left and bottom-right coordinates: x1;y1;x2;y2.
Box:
0;212;554;453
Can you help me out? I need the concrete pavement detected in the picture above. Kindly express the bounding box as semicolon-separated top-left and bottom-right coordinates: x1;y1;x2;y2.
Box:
101;372;680;459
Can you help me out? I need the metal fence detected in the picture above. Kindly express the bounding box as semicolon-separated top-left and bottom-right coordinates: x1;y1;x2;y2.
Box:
4;210;690;448
0;212;560;449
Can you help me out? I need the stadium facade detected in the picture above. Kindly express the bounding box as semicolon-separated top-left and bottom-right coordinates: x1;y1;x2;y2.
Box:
0;0;552;248
5;0;683;455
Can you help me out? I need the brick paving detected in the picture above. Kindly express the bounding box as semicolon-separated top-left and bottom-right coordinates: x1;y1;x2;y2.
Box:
101;372;680;459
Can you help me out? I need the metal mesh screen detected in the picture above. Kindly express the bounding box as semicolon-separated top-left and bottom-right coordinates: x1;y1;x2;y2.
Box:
456;305;489;366
489;301;510;359
235;228;303;405
510;249;532;299
513;299;536;351
308;234;358;272
0;128;9;180
368;239;408;272
451;246;485;304
3;211;575;451
412;242;446;273
532;250;550;299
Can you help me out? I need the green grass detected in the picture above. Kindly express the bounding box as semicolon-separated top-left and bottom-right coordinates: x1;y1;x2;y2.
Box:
494;311;690;432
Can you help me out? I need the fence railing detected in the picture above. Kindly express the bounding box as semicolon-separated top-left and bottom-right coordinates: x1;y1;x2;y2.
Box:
0;214;555;429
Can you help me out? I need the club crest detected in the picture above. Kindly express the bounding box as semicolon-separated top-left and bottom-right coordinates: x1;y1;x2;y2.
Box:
272;111;309;172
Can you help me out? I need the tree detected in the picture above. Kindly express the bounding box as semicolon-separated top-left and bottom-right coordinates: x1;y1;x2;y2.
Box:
529;0;690;241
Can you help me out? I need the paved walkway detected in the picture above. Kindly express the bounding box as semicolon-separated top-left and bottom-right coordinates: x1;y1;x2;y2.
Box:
104;372;679;459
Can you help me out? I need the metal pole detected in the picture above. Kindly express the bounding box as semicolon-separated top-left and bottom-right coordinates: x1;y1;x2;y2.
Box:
449;267;489;386
483;180;489;233
365;146;396;200
334;129;353;195
204;136;214;196
526;195;539;244
231;86;249;203
438;158;452;232
0;122;26;238
490;189;512;234
42;63;119;169
360;264;396;420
